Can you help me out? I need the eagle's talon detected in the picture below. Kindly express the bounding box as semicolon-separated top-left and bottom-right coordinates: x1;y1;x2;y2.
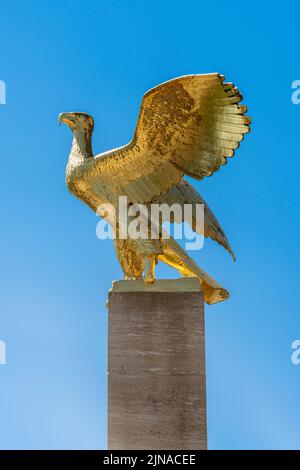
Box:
143;257;156;287
144;276;155;287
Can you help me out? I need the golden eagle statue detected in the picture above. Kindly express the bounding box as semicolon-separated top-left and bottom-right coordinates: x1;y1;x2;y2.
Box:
60;73;250;304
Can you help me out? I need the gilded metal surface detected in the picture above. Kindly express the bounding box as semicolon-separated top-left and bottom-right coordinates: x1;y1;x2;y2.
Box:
60;73;251;304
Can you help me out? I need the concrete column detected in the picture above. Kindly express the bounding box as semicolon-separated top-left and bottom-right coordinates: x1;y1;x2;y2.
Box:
107;277;207;450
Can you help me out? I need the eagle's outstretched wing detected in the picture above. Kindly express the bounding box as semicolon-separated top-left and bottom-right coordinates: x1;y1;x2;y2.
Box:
83;73;250;204
153;179;235;259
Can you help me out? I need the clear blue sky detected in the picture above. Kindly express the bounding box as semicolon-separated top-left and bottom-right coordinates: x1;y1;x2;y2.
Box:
0;0;300;450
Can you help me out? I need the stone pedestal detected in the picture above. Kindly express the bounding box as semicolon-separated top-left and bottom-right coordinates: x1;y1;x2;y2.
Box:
107;277;207;450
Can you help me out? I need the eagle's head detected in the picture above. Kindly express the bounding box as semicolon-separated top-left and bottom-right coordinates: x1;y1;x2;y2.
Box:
59;112;94;134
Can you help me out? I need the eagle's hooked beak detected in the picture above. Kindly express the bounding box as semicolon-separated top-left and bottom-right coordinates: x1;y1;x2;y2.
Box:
59;112;76;127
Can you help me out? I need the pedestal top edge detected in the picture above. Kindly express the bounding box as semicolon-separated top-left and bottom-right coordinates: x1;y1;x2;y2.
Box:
110;277;202;293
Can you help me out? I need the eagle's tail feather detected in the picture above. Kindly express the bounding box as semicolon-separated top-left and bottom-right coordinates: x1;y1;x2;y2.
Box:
158;237;229;304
